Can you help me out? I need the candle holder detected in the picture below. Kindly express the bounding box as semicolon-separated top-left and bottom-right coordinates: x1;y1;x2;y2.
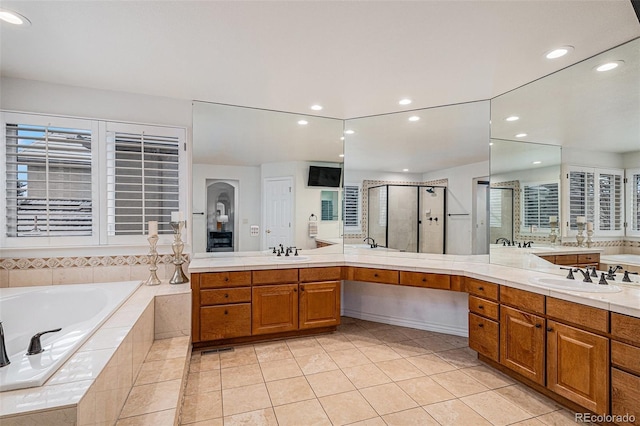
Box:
549;221;559;246
169;221;189;285
143;234;161;286
586;229;594;248
576;222;585;247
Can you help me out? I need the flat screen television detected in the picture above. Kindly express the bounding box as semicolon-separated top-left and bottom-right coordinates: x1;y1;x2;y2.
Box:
307;165;342;187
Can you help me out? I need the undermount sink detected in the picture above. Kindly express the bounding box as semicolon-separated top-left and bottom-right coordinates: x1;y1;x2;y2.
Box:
528;277;622;293
269;255;310;262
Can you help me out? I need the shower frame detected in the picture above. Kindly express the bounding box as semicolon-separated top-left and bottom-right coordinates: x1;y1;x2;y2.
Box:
368;184;447;253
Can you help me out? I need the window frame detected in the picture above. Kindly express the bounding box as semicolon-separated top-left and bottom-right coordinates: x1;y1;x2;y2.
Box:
520;180;559;235
1;111;187;249
626;167;640;237
562;165;624;238
342;183;361;233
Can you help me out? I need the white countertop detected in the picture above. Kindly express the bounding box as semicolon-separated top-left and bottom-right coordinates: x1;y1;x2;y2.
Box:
190;246;640;318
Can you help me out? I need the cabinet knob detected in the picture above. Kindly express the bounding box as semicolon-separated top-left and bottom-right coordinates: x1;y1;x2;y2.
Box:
478;323;484;328
225;277;229;281
300;286;304;291
225;294;229;298
546;327;553;332
535;324;541;328
422;278;427;282
224;310;228;315
478;286;484;290
294;288;297;292
478;305;484;309
374;273;379;277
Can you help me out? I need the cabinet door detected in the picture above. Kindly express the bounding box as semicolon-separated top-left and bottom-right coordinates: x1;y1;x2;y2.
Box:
299;281;341;329
468;313;499;361
500;306;545;384
611;368;640;425
547;320;609;415
200;304;251;341
252;284;299;335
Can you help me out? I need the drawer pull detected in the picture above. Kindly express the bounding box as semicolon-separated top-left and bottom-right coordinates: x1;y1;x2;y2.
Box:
225;277;229;282
294;288;297;292
300;286;304;291
478;323;484;328
478;286;484;290
478;305;484;309
535;324;541;328
547;327;553;332
422;278;427;282
224;310;228;315
374;273;379;277
225;294;229;298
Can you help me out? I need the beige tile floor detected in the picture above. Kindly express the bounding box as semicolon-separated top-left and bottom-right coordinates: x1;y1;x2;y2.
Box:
180;318;587;426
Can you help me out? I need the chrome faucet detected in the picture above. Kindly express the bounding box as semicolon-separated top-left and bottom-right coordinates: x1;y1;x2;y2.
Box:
607;265;623;280
0;322;9;367
363;237;378;248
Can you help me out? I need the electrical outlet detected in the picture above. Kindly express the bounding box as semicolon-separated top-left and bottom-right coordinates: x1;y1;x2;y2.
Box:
250;225;259;236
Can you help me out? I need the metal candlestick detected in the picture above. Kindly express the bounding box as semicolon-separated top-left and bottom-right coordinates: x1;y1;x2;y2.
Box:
586;229;594;248
143;234;161;286
549;221;558;246
169;221;189;285
576;222;585;247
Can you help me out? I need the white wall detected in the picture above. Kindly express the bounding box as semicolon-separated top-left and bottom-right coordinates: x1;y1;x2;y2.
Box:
563;147;624;169
343;169;424;185
491;165;560;185
623;151;640;169
192;164;261;253
423;161;490;254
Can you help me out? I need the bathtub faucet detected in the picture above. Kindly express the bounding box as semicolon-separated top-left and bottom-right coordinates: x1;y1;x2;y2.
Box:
26;328;62;356
0;322;10;367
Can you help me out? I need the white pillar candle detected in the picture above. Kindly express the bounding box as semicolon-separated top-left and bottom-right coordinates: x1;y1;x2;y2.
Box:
148;220;158;236
171;211;184;222
586;222;594;231
549;216;557;223
576;216;586;224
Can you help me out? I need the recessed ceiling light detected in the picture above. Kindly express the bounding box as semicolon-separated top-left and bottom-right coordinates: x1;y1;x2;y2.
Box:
0;9;30;25
515;133;527;138
532;161;542;165
545;46;573;59
297;120;308;125
505;116;519;122
595;61;623;72
340;136;345;141
310;104;323;111
344;130;355;135
408;116;420;122
489;142;494;146
339;154;345;158
399;98;412;106
402;168;409;172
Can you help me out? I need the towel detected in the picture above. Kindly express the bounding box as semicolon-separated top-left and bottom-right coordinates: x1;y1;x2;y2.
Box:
308;221;318;237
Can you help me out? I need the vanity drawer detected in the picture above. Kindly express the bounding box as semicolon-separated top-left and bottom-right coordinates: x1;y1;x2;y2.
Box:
468;313;499;362
201;287;251;306
465;278;499;301
554;254;578;266
611;313;640;346
299;267;343;283
200;303;251;341
577;253;600;264
612;340;640;375
252;269;299;285
352;267;399;284
500;286;545;315
200;271;251;289
546;297;608;334
400;272;450;290
468;295;499;321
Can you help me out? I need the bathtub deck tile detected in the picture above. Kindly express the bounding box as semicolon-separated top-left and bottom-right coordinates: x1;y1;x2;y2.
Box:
119;379;182;419
145;336;191;361
0;380;92;417
78;327;130;352
47;349;114;385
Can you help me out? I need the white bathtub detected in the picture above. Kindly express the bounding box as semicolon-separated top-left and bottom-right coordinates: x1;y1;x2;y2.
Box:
0;281;140;392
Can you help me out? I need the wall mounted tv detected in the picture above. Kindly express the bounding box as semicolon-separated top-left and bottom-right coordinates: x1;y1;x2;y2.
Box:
308;165;342;187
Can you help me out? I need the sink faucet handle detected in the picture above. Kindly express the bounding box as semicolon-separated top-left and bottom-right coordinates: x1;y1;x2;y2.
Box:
294;248;301;256
589;266;598;278
268;246;277;254
622;270;639;282
560;267;577;280
598;273;608;286
27;328;62;356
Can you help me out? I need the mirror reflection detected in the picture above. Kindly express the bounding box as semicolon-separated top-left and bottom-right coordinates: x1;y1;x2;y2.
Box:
192;102;344;255
344;101;490;255
490;37;640;269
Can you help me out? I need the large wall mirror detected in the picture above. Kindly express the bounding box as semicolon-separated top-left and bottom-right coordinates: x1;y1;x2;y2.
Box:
343;100;490;255
490;37;640;268
192;102;344;255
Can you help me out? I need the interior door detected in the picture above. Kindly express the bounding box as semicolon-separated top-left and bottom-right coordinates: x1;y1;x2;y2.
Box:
263;177;293;250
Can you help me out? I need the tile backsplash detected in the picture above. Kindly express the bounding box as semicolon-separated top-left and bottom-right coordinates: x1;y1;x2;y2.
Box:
0;254;190;287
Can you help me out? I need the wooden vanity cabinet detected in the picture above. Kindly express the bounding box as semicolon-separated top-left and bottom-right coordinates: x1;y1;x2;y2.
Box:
467;278;500;362
535;253;600;269
500;305;545;385
611;313;640;425
252;284;299;335
400;271;450;290
299;281;341;329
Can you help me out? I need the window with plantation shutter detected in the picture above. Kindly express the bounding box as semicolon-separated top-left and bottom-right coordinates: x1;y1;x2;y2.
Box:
565;166;623;236
106;126;181;236
343;184;360;231
4;117;95;239
489;188;502;228
522;182;558;230
627;168;640;236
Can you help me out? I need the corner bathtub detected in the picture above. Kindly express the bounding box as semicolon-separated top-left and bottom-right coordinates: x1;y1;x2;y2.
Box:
0;281;140;392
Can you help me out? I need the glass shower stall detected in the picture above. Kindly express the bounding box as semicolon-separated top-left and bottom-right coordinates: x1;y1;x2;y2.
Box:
368;185;446;253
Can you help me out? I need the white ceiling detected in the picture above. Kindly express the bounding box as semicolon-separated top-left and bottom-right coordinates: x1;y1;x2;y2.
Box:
1;1;639;119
